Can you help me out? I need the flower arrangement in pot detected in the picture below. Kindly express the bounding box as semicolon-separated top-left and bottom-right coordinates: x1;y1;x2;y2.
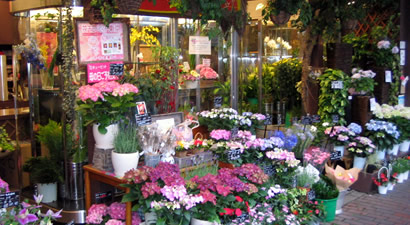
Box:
372;167;389;194
350;68;376;96
347;136;376;170
312;176;339;222
112;123;142;177
365;119;400;159
76;81;139;149
324;125;356;157
175;140;191;157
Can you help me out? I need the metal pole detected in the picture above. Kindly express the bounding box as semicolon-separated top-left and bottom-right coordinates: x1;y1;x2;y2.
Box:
195;21;201;111
257;21;263;113
230;28;239;110
170;18;179;112
27;62;36;157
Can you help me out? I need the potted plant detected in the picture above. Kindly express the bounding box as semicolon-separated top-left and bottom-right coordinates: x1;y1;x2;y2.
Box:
350;68;376;96
393;158;409;183
365;119;400;159
318;69;351;125
76;80;139;149
372;167;389;194
296;165;320;190
112;123;142;177
0;126;15;157
180;66;200;89
324;125;356;157
262;0;303;25
175;140;191;157
347;136;376;170
312;176;339;222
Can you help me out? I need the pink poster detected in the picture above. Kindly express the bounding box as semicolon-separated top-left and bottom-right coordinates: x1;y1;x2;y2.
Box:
77;22;128;63
87;61;122;83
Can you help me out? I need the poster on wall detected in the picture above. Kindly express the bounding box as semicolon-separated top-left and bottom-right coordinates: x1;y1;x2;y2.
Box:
75;20;131;65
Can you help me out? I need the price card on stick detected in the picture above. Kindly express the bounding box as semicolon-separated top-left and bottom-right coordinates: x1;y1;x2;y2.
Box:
370;98;377;111
385;71;392;83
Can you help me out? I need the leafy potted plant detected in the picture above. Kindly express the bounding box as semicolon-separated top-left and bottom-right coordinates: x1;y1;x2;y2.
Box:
312;176;339;222
262;0;304;25
0;126;14;155
347;136;376;170
365;119;400;159
112;123;142;177
350;68;376;96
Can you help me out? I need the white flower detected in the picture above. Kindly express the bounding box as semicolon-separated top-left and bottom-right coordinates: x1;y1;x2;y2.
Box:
352;73;361;79
264;36;270;43
392;46;399;54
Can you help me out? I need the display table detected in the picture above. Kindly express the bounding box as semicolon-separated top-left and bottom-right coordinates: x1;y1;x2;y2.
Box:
83;164;132;225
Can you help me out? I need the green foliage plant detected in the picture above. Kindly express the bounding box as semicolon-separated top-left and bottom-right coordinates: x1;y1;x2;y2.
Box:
113;123;141;154
262;0;304;24
312;176;339;200
37;120;63;162
0;126;14;152
318;69;351;125
213;80;231;107
23;157;63;184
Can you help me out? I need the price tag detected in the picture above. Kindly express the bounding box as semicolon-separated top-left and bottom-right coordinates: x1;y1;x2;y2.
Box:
307;190;316;201
330;151;342;160
263;164;276;176
331;81;344;89
231;127;239;139
135;101;152;126
264;114;273;125
385;71;392;83
400;50;406;66
370;98;377;111
332;115;339;124
301;116;313;125
95;191;112;204
214;96;223;108
202;58;211;67
400;41;406;49
109;63;124;76
311;115;321;123
227;149;242;161
0;191;20;209
348;95;353;100
183;61;190;71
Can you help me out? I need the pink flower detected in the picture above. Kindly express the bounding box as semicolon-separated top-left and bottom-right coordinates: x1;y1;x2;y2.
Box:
78;85;103;102
106;219;125;225
108;202;126;220
199;189;217;205
216;185;231;196
210;129;231;140
93;81;121;92
112;83;139;97
131;212;141;225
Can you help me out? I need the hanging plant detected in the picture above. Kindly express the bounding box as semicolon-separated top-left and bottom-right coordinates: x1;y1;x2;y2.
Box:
262;0;304;25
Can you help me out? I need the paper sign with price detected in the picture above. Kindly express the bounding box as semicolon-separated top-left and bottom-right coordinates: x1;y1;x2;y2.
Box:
87;61;122;83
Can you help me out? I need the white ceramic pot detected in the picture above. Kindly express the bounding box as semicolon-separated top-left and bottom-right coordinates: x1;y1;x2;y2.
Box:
388;144;399;156
399;140;410;152
112;151;141;177
375;149;386;161
397;173;405;183
93;123;119;149
191;218;220;225
378;185;388;195
353;156;367;170
336;190;347;215
404;171;409;180
334;145;345;157
144;212;158;225
185;80;199;89
387;182;394;191
37;182;57;203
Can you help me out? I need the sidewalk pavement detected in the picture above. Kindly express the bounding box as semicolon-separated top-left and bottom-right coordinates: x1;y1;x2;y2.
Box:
327;179;410;225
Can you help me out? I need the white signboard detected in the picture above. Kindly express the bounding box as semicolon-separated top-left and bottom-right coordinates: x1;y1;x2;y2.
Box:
202;58;211;67
189;36;211;55
400;50;406;66
370;98;377;111
385;71;392;83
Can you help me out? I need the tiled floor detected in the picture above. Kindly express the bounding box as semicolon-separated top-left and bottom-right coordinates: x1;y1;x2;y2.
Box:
328;178;410;225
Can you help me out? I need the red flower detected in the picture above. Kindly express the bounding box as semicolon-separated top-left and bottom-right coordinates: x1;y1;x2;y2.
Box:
245;201;250;212
194;139;203;146
221;208;234;216
179;69;183;73
393;173;398;177
235;208;242;217
170;85;175;90
293;210;299;215
155;69;161;74
235;196;243;202
308;210;313;213
155;100;162;105
161;76;168;81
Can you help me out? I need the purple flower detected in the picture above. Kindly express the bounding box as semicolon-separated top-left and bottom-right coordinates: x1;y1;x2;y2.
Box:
210;129;231;141
108;202;126;220
45;209;63;219
16;208;38;225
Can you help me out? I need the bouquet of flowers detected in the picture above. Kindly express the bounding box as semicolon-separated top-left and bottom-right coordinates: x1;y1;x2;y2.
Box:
303;147;330;171
14;34;46;70
196;64;219;80
350;68;376;95
179;64;201;81
325;164;360;191
365;119;400;150
372;171;389;187
86;202;141;225
76;81;139;134
347;136;376;157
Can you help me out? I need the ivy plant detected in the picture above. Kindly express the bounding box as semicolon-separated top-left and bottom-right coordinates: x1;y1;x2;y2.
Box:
318;69;351;125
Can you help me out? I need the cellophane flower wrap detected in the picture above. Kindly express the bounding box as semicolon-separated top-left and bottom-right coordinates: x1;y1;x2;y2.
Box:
365;119;400;150
347;136;376;157
76;81;139;134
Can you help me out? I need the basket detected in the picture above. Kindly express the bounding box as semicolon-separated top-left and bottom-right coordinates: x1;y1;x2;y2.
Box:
115;0;144;15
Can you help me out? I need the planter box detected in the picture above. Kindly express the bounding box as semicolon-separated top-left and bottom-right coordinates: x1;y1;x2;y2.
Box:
350;170;378;194
200;79;216;88
174;151;214;169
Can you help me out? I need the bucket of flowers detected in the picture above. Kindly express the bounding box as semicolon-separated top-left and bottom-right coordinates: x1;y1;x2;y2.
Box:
365;119;400;159
324;125;356;157
347;136;376;170
372;167;389;194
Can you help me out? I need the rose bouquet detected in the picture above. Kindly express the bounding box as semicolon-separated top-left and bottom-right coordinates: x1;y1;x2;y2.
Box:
76;81;139;134
365;119;400;150
350;68;376;95
86;202;142;225
196;64;219;80
347;136;376;157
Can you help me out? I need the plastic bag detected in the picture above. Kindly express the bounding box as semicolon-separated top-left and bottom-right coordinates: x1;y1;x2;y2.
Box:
173;120;199;142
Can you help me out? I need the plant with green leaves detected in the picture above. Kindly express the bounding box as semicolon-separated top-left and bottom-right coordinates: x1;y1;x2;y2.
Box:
272;58;302;109
312;176;339;200
261;63;276;103
350;68;376;95
213;80;231;107
318;69;351;125
0;126;14;152
23;157;63;184
37;120;63;162
114;123;141;154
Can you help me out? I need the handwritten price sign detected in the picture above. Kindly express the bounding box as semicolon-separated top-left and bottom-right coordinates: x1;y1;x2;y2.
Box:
87;62;122;83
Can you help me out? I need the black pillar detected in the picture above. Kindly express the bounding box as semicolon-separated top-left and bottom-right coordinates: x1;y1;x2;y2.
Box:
401;0;410;106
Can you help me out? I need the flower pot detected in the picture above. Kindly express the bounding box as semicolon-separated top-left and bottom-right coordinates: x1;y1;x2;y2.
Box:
397;173;405;183
378;185;388;194
388;144;399;156
144;212;157;225
353;156;367;169
334;145;345;157
191;218;219;225
404;171;409;180
37;182;57;203
269;10;291;25
175;151;188;158
93;123;119;149
387;182;394;191
112;151;140;177
399;140;410;152
185;80;199;89
317;197;338;222
335;190;347;215
144;154;161;168
375;149;386;161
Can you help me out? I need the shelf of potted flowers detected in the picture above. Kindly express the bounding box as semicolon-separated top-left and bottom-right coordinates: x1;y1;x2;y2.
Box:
365;119;401;159
196;64;219;88
372;167;389;194
347;136;376;169
180;64;201;89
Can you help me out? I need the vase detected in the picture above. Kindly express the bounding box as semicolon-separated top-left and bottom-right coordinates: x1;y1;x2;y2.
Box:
353;156;366;169
399;140;410;152
66;160;86;200
334;145;345;157
93;123;119;149
185;80;199;89
112;151;141;177
375;149;386;161
144;154;161;168
335;190;347;215
388;144;399;156
387;182;394;191
191;218;220;225
317;197;338;222
40;69;54;90
378;185;388;194
37;182;57;203
144;212;157;225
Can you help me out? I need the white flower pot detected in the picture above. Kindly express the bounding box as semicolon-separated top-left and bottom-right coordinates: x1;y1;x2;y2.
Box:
378;185;388;195
397;173;405;183
185;80;199;89
93;123;119;149
399;140;410;152
191;218;220;225
353;156;367;169
334;145;345;157
37;182;57;203
387;182;394;191
144;212;158;225
336;190;347;215
375;149;386;161
404;171;409;180
112;151;141;177
388;144;399;156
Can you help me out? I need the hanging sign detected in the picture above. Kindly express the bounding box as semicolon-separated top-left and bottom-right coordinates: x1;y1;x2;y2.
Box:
264;114;273;125
87;61;122;83
330;151;342;160
332;115;339;124
189;36;211;55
